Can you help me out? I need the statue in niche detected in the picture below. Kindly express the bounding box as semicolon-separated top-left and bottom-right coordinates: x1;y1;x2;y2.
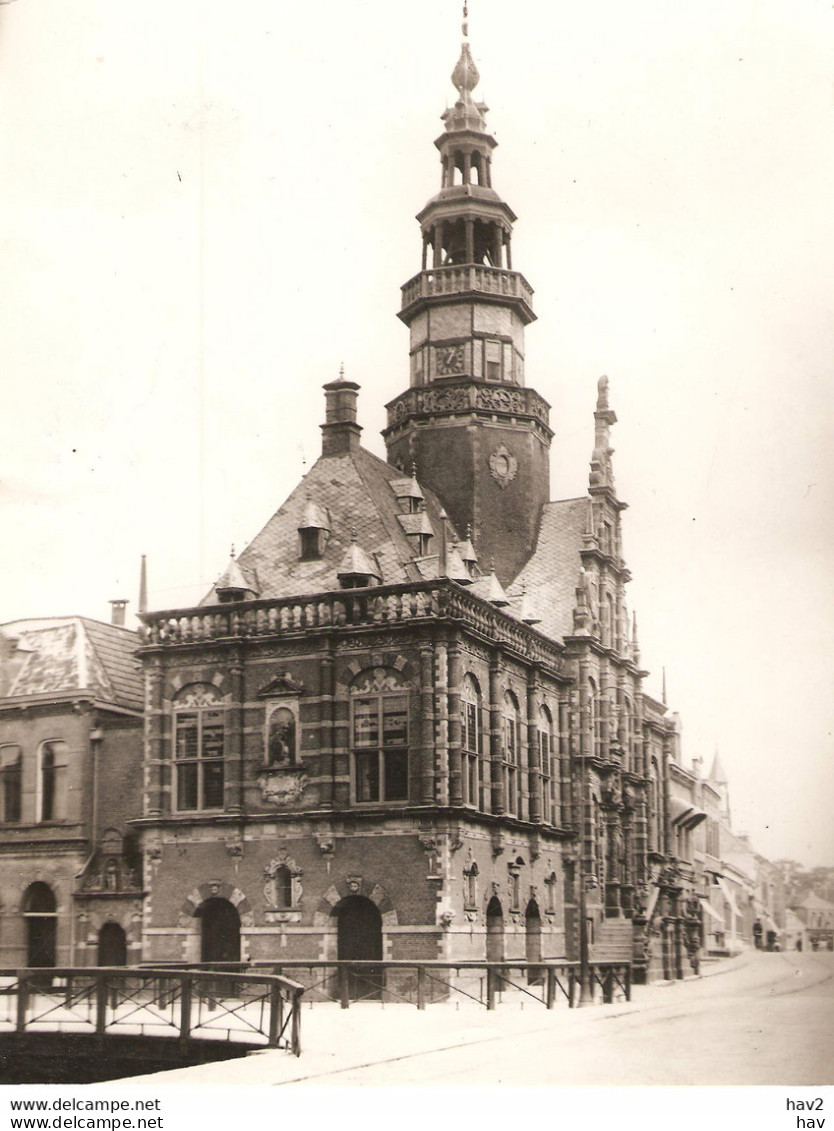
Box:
267;706;296;765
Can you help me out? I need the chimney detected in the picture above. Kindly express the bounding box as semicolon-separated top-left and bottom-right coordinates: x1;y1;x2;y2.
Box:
321;372;362;457
138;554;148;615
109;599;128;627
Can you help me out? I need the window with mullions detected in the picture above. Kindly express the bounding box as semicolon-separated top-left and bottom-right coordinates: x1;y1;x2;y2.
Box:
461;674;483;808
352;687;409;803
38;740;68;822
502;691;520;816
173;685;225;812
0;745;21;824
538;706;554;824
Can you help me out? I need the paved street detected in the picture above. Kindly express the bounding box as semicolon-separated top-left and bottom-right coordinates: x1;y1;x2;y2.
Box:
127;950;834;1087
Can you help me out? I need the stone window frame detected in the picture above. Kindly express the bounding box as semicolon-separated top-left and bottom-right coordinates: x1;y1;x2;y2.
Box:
501;690;521;817
349;669;411;806
463;859;479;911
0;744;22;824
172;683;226;813
37;739;68;823
461;673;484;810
538;704;554;825
544;871;558;915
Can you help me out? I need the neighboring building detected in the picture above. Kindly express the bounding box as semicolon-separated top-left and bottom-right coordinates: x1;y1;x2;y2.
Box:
791;892;834;951
0;614;144;969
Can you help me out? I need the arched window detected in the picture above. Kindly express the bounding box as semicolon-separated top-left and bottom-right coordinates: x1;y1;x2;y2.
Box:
1;745;21;824
274;864;293;909
464;860;479;909
544;871;557;914
267;706;296;765
649;756;660;851
173;684;225;812
38;740;68;822
351;669;409;804
502;691;520;816
508;857;524;911
588;678;600;758
538;706;554;824
461;674;483;809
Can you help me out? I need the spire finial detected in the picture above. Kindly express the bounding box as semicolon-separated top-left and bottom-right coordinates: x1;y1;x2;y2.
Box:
339;361;345;381
589;375;618;491
462;1;469;39
230;543;235;559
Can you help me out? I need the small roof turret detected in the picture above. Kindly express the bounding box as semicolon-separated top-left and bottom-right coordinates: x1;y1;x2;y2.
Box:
214;549;259;603
337;537;381;588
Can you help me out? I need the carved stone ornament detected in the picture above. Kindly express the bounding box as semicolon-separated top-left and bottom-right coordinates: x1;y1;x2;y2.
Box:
345;875;363;894
263;853;303;911
488;443;518;489
257;671;305;699
257;770;307;807
225;837;244;860
439;910;456;928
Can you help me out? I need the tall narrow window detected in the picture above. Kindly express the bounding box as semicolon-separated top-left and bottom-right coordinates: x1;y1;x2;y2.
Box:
174;685;225;812
1;745;21;824
38;741;67;822
351;671;409;804
502;691;520;816
461;674;483;809
538;707;553;824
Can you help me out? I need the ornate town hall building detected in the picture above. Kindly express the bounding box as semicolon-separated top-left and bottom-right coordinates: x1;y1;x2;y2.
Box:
131;23;694;986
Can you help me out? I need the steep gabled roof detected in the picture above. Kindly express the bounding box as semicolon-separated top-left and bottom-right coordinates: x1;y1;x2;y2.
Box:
202;444;459;603
507;497;591;643
0;617;142;711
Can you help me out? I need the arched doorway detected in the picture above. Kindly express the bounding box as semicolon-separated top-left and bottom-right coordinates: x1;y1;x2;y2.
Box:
97;922;127;966
196;897;241;964
337;896;382;1000
486;895;504;962
525;898;543;984
23;882;57;971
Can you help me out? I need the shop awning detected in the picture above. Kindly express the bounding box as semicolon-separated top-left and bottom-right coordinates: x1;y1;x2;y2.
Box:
701;900;724;925
669;798;708;830
716;876;741;920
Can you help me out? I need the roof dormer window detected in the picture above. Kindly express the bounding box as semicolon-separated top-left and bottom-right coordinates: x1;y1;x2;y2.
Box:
337;538;382;590
298;501;331;562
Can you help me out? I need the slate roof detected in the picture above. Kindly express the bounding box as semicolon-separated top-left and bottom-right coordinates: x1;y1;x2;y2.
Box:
0;618;143;711
506;497;590;642
202;445;461;603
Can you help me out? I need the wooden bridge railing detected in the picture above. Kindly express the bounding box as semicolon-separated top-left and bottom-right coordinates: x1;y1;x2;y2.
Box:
140;959;631;1011
0;967;305;1055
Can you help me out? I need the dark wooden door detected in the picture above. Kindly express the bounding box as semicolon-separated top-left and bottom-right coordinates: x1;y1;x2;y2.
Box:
199;898;241;964
337;896;383;1000
97;922;127;966
486;896;505;962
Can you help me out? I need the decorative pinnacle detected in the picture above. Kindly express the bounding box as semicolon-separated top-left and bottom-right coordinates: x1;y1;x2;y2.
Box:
462;1;469;39
339;361;345;380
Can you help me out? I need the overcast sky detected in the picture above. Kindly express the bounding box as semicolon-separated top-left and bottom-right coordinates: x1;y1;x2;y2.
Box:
2;0;832;866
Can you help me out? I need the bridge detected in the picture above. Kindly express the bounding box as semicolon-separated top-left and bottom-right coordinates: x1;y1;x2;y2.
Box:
0;966;303;1055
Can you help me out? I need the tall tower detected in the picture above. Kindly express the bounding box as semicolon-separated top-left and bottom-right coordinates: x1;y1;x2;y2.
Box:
383;15;552;584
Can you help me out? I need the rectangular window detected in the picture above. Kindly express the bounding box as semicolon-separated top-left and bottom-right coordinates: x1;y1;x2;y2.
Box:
175;709;225;811
485;339;502;381
352;692;409;803
1;746;21;824
539;729;551;824
39;740;68;822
